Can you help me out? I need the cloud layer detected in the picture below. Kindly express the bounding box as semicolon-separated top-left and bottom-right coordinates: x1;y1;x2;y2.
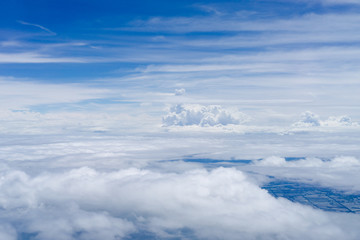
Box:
1;166;360;239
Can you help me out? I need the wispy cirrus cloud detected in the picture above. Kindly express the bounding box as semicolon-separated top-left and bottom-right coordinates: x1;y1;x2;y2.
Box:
307;0;360;5
118;13;360;34
18;20;56;35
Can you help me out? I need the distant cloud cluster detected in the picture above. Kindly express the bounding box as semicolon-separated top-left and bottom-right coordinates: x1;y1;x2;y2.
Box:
292;111;358;128
162;107;359;131
162;104;249;127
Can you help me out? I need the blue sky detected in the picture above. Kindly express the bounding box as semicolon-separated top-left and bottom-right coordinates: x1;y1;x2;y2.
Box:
2;0;360;79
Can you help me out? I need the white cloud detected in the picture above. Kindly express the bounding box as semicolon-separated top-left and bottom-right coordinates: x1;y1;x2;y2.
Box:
0;166;360;239
0;41;21;47
322;116;358;127
162;104;249;127
0;52;85;63
123;13;360;35
292;111;358;128
292;111;321;127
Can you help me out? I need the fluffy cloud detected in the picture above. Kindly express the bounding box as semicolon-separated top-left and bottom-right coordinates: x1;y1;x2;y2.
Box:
162;104;249;127
292;111;321;127
292;111;358;128
0;166;360;239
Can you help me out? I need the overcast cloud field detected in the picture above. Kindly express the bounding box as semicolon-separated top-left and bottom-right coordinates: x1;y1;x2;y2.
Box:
1;0;360;239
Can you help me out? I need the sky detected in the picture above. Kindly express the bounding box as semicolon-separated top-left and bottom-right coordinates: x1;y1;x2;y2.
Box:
1;0;360;239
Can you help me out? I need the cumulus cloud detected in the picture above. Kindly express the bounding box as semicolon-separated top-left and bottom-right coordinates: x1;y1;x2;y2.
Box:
0;166;360;239
162;104;249;127
292;111;358;128
292;111;321;127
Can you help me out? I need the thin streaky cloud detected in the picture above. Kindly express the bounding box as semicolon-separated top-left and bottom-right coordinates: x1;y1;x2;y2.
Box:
18;20;56;35
312;0;360;5
0;52;86;63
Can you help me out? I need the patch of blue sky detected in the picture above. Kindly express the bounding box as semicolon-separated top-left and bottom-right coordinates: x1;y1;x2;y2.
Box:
27;98;139;114
0;62;140;82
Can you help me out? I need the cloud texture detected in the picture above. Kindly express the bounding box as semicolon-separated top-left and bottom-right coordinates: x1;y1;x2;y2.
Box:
162;104;249;127
1;166;360;239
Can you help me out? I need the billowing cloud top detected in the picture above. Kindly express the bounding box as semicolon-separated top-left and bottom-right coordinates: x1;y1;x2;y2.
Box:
162;104;249;127
1;166;360;240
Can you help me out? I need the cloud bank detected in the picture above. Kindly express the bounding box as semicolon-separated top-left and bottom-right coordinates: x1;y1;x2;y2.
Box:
162;104;249;127
0;166;360;239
